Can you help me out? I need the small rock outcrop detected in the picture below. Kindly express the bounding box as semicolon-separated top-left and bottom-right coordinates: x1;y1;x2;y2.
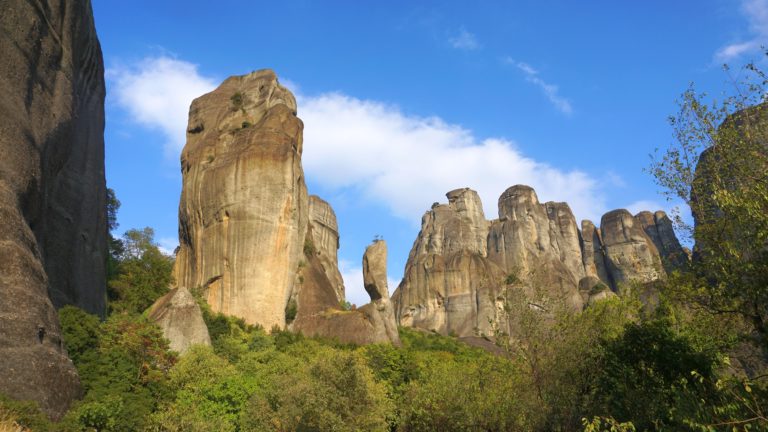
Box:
147;288;211;354
174;70;397;345
393;185;686;337
0;0;107;418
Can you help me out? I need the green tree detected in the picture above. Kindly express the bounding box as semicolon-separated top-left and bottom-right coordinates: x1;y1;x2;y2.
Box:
650;59;768;349
108;227;174;315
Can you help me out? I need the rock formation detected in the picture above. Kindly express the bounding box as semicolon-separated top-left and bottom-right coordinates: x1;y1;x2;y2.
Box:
0;0;107;417
174;70;307;330
147;287;211;354
174;70;397;345
293;239;400;345
393;185;686;337
308;195;345;302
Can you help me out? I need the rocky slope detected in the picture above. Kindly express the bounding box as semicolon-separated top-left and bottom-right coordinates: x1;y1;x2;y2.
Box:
0;0;107;418
174;70;397;344
393;185;686;337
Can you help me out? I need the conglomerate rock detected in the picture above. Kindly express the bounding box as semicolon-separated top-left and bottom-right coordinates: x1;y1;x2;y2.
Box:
147;287;211;354
292;238;400;345
0;0;107;418
174;70;307;330
394;185;687;337
174;70;397;345
308;195;344;302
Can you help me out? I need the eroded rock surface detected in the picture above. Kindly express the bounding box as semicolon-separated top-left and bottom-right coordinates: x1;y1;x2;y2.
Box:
0;0;107;418
308;195;344;302
394;185;686;337
175;70;396;345
292;239;400;345
147;288;211;354
174;70;307;329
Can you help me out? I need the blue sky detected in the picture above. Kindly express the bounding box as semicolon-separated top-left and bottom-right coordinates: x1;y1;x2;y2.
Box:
95;0;765;306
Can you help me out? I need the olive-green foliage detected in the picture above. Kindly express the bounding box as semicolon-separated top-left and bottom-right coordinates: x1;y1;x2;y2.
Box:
589;320;718;430
397;355;539;431
58;305;101;365
108;227;174;315
59;311;176;431
0;395;53;432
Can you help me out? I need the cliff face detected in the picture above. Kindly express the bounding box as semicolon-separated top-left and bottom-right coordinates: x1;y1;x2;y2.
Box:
175;70;398;344
0;0;107;417
175;70;307;329
393;185;686;337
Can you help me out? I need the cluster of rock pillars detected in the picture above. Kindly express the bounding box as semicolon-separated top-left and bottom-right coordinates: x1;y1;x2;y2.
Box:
0;0;687;418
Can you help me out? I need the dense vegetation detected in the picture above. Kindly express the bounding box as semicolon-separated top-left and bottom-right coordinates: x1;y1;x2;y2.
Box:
2;61;768;431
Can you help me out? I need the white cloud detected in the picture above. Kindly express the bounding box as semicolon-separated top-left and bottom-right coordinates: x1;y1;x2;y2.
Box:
449;27;480;50
110;54;605;226
715;0;768;62
504;58;573;115
107;56;217;155
624;200;665;216
299;92;603;223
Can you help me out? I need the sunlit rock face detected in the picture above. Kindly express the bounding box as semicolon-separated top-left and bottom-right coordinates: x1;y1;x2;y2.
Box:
0;0;107;418
293;239;400;346
147;287;211;354
308;195;345;302
394;185;687;337
174;69;308;330
174;70;398;345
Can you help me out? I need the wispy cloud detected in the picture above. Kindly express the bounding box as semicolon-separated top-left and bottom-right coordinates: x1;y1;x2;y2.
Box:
107;56;217;156
110;55;605;226
299;92;603;223
504;57;573;115
715;0;768;62
449;27;480;50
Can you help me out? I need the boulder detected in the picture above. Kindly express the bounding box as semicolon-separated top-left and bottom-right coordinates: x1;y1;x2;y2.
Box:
147;288;211;354
0;0;107;418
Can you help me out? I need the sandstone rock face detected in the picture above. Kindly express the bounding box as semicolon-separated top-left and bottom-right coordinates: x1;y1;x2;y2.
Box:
147;288;211;354
174;70;307;329
363;240;388;301
175;70;396;345
0;0;107;417
393;188;504;336
308;195;344;302
292;239;400;345
635;210;688;272
600;210;664;288
394;185;686;337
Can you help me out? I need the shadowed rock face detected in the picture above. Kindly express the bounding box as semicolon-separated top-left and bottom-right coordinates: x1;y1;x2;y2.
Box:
0;0;107;417
147;288;211;354
175;70;307;330
394;185;686;337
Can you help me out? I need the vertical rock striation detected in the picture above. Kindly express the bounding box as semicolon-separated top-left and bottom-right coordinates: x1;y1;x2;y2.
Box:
174;69;397;345
394;185;687;337
0;0;107;417
175;70;307;330
308;195;345;302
